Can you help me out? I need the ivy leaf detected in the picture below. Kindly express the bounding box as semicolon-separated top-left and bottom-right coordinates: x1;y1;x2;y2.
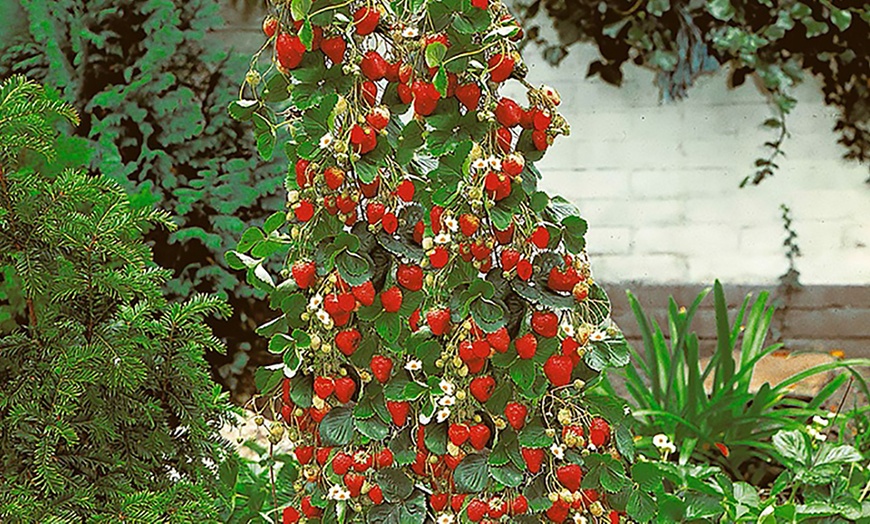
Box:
319;406;355;446
454;453;490;493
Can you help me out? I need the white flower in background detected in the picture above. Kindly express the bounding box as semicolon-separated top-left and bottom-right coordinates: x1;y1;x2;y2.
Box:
813;415;829;427
436;514;455;524
439;395;456;407
561;322;575;337
434;232;451;244
572;514;588;524
439;379;455;396
436;407;451;423
652;434;670;449
807;426;827;441
308;293;323;310
471;158;488;172
590;330;608;342
315;309;331;325
402;26;419;38
419;412;432;425
550;443;566;460
319;133;334;149
328;485;350;500
487;156;501;171
405;359;423;371
443;215;458;232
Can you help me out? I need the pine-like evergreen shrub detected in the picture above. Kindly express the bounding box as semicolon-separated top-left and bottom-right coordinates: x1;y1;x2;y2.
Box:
0;0;285;399
0;75;232;523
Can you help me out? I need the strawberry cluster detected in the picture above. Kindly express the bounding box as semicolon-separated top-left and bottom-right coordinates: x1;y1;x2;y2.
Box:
232;0;634;522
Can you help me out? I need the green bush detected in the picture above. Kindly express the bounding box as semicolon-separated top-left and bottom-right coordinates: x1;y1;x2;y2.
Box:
0;0;285;399
0;75;232;522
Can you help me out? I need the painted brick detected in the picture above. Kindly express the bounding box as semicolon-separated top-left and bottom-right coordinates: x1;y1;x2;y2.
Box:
634;225;740;255
586;227;634;255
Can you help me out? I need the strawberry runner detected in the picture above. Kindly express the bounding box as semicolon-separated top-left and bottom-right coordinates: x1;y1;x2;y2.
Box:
228;0;637;522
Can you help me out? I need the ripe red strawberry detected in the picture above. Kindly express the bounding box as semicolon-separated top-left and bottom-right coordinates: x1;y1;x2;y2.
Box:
472;340;491;359
515;333;537;359
458;340;476;363
324;166;345;190
500;249;520;271
262;17;278;37
511;495;529;515
291;260;315;289
426;308;451;336
335;195;356;214
546;499;570;523
334;376;356;403
294;200;314;222
353;7;380;35
544;355;573;387
352;452;373;472
323;194;338;215
469;424;491;450
282;377;292;404
397;82;413;104
589;417;611;447
429;246;449;268
516;259;533;280
368;485;384;504
283;506;300;524
451;494;467;513
366;106;390;130
382;212;398;234
430;205;444;234
495;98;523;128
332;451;352;476
295;159;312;188
294;445;314;465
502;153;524;176
486;327;510;353
489;498;507;518
469;376;496;402
430;493;449;512
359;176;380;198
335;328;361;356
448;423;470;446
561;336;581;366
376;448;394;468
411;451;427;475
495;127;512;153
350;124;378;154
370;355;393;383
455;83;481;111
309;405;330;422
573;281;589;302
344;472;364;497
313;376;335;399
361;80;378;106
301;496;320;518
466;499;488;522
556;464;583;492
532;108;553;131
530;225;550;249
532;129;549;151
386;400;409;426
380;286;403;312
395;179;415;202
532;310;559;338
504;402;527;430
488;53;515;83
459;214;480;236
276;33;306;69
338;291;356;312
397;263;423;291
366;202;385;225
411;81;440;116
321;35;346;64
548;265;580;292
494;222;515;244
360;50;388;80
316;447;332;465
520;447;544;474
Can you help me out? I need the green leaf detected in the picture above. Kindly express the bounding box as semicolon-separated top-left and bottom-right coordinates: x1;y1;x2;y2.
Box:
397;120;425;166
376;312;403;345
433;67;449;98
561;215;587;253
627;491;656;523
355;416;390;440
291;0;312;20
518;422;553;448
290;374;314;408
470;298;507;333
631;462;662;492
830;8;852;30
269;334;293;354
319;406;355;446
490;464;523;488
375;468;415;502
254;367;282;394
707;0;734;21
424;422;448;455
228;100;258;121
425;42;448;68
510;359;536;391
454;453;490;493
772;430;809;467
814;444;862;467
530;191;549;212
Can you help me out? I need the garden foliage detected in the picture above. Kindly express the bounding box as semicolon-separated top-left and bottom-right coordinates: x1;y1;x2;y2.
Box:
0;75;232;523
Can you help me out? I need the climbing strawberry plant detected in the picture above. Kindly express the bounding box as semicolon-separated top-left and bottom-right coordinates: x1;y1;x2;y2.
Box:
228;0;651;522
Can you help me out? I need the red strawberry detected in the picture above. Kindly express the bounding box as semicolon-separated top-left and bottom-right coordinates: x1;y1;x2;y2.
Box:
488;53;515;83
336;194;356;214
546;499;570;523
313;376;335;399
467;358;486;375
386;400;409;426
310;405;330;422
448;423;470;446
494;222;515;244
411;451;427;475
376;448;394;468
370;355;393;384
338;291;356;312
469;376;496;403
495;127;512;153
276;33;306;69
431;493;449;512
397;82;413;104
459;340;476;363
368;485;384;504
344;472;365;497
353;7;380;35
530;226;550;249
382;212;398;234
516;259;533;280
561;336;582;366
556;464;583;492
301;496;320;518
263;17;278;38
500;249;520;271
361;80;378;106
397;264;423;291
332;452;353;475
451;494;467;513
395;179;415;202
350;124;378;154
544;355;573;387
515;333;537;359
384;60;401;82
295;445;314;465
455;83;481;111
472;0;488;8
589;417;611;447
532;108;553;131
360;50;388;80
504;402;527;430
321;36;346;64
470;240;491;261
334;376;356;403
466;499;488;522
295;159;312;188
294;200;314;222
291;260;316;289
548;265;580;292
359;176;380;198
282;506;300;524
324;166;345;190
426;308;451;336
511;495;529;515
486;327;510;353
521;447;544;474
472;340;491;359
366;106;390;130
532;129;549;151
352;452;373;472
330;328;357;355
366;202;385;225
495;98;523;128
316;447;332;465
429;246;449;268
459;214;480;236
489;498;507;518
380;286;403;313
469;424;491;450
531;310;559;338
282;377;292;404
430;205;444;234
573;281;590;302
502;153;525;176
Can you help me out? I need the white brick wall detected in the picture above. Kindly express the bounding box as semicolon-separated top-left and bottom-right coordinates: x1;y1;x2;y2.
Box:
526;44;870;285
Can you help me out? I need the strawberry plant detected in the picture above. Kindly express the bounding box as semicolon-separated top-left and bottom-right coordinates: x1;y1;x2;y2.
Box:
227;0;650;522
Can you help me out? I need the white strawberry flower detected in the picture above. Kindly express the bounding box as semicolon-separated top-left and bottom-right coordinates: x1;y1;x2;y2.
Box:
443;215;458;232
402;26;419;38
419;412;432;425
471;158;488;171
487;156;501;171
439;395;456;407
319;133;334;149
328;485;350;500
308;293;323;310
590;330;608;342
550;443;566;460
439;379;455;395
572;514;588;524
405;359;423;371
434;232;451;245
437;514;455;524
315;309;331;325
561;322;575;337
436;407;451;423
